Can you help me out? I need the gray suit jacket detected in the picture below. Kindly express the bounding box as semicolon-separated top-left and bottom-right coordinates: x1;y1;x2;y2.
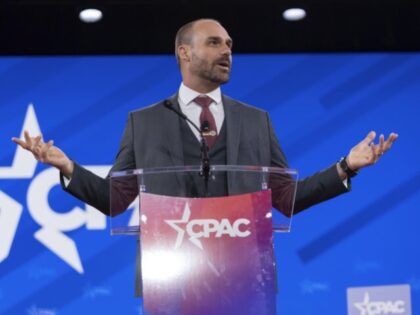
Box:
63;93;348;215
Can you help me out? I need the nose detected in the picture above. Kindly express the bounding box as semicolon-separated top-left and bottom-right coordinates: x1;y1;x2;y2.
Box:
221;44;232;57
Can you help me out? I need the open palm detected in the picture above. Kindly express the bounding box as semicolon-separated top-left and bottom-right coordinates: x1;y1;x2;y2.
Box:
347;131;398;170
12;130;73;176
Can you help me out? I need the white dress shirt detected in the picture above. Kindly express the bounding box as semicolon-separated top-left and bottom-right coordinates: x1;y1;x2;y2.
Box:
178;83;225;142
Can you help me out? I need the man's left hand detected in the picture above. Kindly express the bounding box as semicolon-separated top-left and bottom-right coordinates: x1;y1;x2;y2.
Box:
346;131;398;171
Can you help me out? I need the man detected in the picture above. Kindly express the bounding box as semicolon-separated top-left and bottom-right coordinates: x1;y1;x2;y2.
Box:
12;18;397;212
12;18;397;296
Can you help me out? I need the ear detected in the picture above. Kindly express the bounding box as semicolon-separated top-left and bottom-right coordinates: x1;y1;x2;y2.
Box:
178;45;191;63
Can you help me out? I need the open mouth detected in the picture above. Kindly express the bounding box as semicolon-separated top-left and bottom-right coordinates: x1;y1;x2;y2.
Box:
217;61;231;71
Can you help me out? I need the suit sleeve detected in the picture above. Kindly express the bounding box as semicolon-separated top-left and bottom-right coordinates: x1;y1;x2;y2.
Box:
267;113;350;215
60;112;137;216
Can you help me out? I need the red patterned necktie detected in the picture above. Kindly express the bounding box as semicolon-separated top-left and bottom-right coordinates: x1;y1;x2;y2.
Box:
194;95;218;149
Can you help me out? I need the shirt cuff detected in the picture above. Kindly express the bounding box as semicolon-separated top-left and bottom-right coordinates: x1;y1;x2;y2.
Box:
62;175;72;187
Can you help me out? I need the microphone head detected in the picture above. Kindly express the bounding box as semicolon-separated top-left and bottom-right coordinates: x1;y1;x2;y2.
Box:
164;99;189;120
201;120;210;132
163;99;172;108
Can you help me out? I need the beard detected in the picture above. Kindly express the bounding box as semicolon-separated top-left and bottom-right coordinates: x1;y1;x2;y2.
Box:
190;52;231;85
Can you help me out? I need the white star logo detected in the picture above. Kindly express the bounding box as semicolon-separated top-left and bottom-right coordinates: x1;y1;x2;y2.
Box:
0;104;86;272
165;203;203;250
0;104;113;273
354;292;371;315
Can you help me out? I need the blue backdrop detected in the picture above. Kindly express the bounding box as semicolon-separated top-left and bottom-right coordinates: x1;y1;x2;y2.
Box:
0;53;419;314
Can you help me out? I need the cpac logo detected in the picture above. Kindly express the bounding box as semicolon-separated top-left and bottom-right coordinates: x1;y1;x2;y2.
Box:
354;292;406;315
165;203;251;250
0;104;139;274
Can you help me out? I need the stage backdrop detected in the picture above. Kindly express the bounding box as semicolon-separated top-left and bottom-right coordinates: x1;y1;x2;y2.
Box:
0;54;419;315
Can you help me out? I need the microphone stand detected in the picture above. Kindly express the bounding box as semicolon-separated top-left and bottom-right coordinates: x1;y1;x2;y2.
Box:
164;100;211;196
199;136;210;196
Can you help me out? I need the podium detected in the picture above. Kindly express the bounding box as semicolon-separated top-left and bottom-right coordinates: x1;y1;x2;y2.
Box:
109;165;297;315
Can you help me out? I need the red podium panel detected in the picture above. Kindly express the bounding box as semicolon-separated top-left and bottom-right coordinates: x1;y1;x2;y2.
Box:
140;190;276;315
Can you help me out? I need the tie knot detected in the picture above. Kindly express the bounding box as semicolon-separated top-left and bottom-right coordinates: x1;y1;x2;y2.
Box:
194;95;214;108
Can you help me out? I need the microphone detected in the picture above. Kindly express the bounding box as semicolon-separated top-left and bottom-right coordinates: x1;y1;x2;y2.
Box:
201;120;210;132
164;99;211;192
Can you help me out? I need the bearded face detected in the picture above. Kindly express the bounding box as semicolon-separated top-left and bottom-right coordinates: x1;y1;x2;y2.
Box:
189;51;232;85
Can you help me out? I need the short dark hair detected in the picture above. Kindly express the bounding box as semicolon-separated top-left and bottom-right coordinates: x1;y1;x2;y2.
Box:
174;18;221;64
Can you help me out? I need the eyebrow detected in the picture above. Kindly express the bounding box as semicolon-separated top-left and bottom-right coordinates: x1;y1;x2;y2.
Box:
207;36;233;47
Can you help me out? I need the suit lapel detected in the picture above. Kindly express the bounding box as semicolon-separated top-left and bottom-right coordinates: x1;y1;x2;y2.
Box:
223;95;241;165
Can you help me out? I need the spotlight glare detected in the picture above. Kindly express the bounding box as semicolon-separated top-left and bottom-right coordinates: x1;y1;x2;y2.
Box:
283;8;306;21
79;8;103;23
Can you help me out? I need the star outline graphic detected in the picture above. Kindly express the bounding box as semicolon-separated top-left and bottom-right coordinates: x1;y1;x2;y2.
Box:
164;203;204;250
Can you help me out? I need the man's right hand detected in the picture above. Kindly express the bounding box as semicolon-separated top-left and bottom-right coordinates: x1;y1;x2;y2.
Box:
12;130;74;178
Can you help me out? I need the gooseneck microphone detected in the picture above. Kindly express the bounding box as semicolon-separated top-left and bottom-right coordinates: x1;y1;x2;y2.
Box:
164;100;188;120
164;100;211;195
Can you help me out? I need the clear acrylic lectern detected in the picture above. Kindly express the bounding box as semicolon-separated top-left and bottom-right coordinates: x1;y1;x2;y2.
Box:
110;165;298;315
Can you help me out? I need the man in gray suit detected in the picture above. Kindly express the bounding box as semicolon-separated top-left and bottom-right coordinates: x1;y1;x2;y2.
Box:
13;18;397;215
13;18;398;298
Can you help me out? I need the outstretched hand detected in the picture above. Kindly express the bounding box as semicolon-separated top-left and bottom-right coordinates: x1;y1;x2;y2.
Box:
347;131;398;171
12;131;74;177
